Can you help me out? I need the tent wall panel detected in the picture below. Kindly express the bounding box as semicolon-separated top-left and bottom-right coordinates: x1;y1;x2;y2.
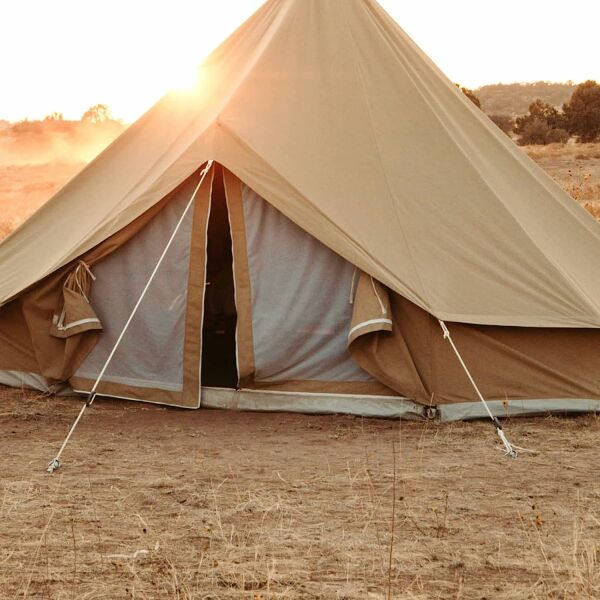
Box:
350;288;600;405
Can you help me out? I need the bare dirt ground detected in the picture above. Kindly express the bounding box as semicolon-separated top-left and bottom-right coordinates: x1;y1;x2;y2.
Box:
0;163;83;239
0;387;599;599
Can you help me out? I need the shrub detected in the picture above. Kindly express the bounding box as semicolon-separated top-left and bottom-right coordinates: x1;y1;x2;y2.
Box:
459;86;482;108
544;127;570;144
515;119;547;145
563;80;600;143
488;114;514;135
514;100;570;145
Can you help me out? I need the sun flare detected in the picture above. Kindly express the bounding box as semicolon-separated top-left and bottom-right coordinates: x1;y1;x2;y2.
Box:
0;0;599;123
165;65;200;93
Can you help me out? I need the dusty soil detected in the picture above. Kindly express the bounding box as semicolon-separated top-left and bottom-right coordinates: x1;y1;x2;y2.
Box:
0;162;83;240
0;387;598;599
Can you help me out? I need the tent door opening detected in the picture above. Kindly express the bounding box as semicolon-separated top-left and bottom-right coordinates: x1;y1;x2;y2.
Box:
201;167;238;388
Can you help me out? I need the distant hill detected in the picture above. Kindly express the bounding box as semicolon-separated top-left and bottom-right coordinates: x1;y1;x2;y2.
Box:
476;82;577;116
0;116;124;165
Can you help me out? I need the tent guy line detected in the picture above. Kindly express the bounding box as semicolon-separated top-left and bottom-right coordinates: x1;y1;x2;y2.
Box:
46;161;214;474
438;320;521;458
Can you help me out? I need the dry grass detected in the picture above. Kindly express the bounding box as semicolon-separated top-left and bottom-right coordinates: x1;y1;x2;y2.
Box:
524;142;600;221
0;387;599;599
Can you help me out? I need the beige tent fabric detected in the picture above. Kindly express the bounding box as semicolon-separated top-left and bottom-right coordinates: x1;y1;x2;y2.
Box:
0;0;597;328
349;275;600;405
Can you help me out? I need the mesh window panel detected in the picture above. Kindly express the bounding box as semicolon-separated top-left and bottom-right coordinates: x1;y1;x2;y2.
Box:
75;176;198;391
242;185;373;383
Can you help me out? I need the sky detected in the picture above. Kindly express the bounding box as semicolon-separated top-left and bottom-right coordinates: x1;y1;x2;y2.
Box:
1;0;599;122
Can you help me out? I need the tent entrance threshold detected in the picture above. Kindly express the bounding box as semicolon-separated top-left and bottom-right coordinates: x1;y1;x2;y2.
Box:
200;386;424;419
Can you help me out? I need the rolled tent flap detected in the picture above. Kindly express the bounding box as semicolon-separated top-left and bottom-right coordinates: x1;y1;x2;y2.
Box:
348;272;392;344
348;271;431;402
19;265;102;383
349;274;600;405
49;262;102;339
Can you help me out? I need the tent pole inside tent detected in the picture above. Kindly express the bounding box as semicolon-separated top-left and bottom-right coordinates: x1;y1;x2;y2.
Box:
46;160;214;474
438;320;519;458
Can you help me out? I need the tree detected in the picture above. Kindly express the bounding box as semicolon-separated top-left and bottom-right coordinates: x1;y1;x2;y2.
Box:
514;118;569;146
513;100;568;145
44;112;64;121
563;80;600;143
81;104;112;124
488;114;514;136
514;99;564;131
457;85;481;108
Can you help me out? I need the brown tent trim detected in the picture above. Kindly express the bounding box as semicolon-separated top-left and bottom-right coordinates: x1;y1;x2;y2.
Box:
179;166;214;407
69;377;184;407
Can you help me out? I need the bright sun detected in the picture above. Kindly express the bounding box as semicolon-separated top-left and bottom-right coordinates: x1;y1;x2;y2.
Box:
166;65;200;92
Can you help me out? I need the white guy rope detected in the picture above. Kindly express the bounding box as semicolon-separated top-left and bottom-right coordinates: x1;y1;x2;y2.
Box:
47;160;214;473
438;320;519;458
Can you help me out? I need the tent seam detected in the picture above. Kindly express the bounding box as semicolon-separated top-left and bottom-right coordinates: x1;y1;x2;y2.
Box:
340;1;433;312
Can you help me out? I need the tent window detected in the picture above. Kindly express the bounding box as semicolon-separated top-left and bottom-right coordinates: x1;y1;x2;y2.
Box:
202;167;238;388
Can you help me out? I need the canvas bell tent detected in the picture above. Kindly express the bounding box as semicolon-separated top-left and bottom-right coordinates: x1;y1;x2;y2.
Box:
0;0;598;421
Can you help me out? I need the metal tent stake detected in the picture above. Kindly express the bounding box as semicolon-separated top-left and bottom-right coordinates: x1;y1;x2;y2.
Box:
47;161;214;473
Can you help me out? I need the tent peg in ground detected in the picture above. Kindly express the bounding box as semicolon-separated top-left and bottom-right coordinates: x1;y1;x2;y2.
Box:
438;319;520;459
